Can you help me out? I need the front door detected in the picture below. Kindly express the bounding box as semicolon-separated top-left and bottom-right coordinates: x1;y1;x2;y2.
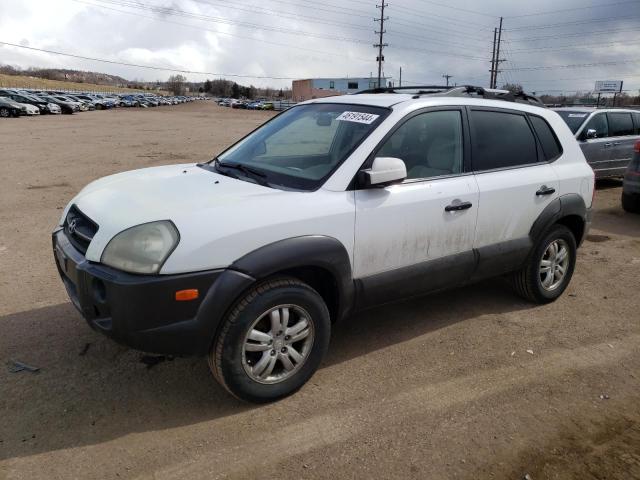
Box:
353;109;479;307
578;112;612;177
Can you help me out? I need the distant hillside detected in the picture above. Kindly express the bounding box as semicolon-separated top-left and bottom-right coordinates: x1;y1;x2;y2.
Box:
0;65;152;89
0;73;159;94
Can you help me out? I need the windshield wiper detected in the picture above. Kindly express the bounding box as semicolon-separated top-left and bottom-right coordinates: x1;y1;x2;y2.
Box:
214;159;270;186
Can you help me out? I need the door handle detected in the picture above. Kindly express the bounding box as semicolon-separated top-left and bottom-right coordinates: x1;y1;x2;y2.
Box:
604;143;612;148
536;185;556;196
613;142;621;146
445;200;473;212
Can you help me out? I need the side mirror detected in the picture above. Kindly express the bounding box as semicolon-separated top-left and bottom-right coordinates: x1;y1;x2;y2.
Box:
360;157;407;187
585;128;597;140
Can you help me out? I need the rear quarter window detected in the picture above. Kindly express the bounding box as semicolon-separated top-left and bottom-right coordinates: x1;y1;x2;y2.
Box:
608;113;634;136
529;115;563;161
470;110;538;171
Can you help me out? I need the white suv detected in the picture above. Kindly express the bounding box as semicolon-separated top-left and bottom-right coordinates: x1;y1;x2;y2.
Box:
53;86;594;402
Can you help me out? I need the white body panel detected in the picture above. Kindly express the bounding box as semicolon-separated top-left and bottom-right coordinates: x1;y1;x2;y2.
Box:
354;176;478;277
473;164;559;248
60;93;594;279
66;164;355;274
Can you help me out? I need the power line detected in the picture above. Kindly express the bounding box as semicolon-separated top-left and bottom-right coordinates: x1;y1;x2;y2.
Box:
77;0;488;67
74;0;372;62
508;39;640;53
414;0;498;19
390;4;495;30
505;14;640;31
511;27;640;42
0;41;297;79
186;0;373;32
503;59;640;72
505;0;640;19
88;0;371;44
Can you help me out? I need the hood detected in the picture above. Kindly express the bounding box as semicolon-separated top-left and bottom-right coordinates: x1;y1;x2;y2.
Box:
67;163;288;261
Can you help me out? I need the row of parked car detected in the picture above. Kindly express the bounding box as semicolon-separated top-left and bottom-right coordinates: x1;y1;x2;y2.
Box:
0;88;201;117
217;98;275;110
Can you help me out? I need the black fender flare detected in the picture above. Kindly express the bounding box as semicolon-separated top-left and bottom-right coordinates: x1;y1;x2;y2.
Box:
231;235;355;321
530;193;588;246
195;236;354;354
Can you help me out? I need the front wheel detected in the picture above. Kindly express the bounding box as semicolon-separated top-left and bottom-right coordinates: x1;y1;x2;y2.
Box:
209;277;331;403
0;107;10;118
511;224;577;303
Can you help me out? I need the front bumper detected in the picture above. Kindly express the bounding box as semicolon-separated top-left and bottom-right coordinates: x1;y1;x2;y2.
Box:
53;228;255;355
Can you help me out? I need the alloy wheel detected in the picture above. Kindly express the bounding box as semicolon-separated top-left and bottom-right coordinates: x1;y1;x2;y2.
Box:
242;304;314;384
539;238;570;291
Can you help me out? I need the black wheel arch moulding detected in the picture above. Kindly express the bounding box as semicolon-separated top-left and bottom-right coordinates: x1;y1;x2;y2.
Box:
195;235;354;354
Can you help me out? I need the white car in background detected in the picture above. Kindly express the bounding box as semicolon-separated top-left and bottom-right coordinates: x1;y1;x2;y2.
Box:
18;102;41;115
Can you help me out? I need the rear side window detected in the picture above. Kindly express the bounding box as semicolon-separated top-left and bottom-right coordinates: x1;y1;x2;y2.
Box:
529;115;562;161
634;113;640;134
470;110;538;170
608;113;634;136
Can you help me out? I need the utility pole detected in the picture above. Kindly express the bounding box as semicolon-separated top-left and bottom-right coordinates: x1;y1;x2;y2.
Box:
374;2;388;89
399;66;402;87
442;74;453;87
493;17;504;88
490;28;497;88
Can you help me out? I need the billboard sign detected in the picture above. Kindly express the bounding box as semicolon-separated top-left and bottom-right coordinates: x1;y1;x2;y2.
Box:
595;80;623;93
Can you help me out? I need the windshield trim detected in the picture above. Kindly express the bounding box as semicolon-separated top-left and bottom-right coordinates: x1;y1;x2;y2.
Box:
205;102;391;192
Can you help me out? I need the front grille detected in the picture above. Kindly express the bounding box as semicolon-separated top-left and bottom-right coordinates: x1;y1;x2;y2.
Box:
64;205;99;255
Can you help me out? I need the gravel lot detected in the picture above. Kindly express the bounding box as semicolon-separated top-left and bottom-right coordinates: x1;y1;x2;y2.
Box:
1;102;639;480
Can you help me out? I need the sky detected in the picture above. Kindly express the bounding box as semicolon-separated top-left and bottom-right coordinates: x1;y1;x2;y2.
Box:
0;0;639;95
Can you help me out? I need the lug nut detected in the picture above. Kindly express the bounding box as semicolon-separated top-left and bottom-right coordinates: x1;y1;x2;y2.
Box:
281;347;287;353
284;335;290;341
270;350;276;356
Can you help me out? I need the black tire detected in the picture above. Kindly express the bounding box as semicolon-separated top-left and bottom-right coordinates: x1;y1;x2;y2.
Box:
510;224;577;304
0;107;9;118
209;277;331;403
622;192;640;213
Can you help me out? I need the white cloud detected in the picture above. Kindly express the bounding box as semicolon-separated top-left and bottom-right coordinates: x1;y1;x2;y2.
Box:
0;0;638;92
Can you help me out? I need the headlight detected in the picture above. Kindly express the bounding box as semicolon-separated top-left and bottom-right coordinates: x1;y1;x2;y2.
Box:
101;221;179;274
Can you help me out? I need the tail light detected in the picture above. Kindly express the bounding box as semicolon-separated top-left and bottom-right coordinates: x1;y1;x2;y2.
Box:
634;140;640;153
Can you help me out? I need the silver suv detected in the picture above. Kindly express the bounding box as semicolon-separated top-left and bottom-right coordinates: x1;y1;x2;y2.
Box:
554;108;640;178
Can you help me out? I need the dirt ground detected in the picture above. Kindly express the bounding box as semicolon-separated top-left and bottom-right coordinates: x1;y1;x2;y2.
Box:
1;102;639;480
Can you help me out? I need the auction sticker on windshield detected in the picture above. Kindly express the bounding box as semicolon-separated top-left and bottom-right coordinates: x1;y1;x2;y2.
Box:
568;113;588;117
336;111;380;124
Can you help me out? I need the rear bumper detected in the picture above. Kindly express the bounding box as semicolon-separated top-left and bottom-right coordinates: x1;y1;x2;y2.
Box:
53;229;255;355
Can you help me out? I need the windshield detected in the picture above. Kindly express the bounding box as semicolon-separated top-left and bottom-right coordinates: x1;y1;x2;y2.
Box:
213;103;388;190
555;110;591;134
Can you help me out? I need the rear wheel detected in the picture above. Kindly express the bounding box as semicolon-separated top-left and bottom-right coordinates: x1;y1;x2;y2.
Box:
209;277;331;403
511;224;577;303
622;192;640;213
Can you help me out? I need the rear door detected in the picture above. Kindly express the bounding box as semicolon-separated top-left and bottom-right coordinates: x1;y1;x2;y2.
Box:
578;112;612;177
607;112;637;176
469;108;560;279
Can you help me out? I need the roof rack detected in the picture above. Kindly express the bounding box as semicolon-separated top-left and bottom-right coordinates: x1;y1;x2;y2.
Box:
355;84;545;107
356;85;451;95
